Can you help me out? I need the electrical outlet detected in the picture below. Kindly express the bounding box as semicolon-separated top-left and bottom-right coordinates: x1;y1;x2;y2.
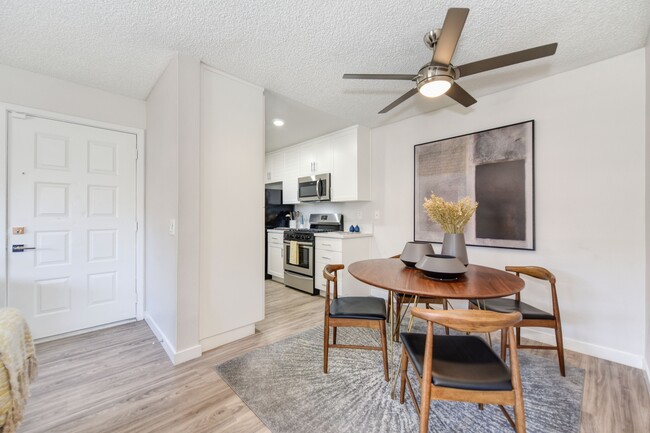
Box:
374;210;380;219
169;219;176;235
356;211;363;219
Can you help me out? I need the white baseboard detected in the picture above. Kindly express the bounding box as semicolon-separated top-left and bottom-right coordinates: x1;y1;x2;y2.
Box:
144;312;176;363
144;312;202;365
173;344;203;365
200;324;255;352
520;328;643;369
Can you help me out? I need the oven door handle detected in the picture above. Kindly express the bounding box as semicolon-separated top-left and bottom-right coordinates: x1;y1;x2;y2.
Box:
284;241;313;247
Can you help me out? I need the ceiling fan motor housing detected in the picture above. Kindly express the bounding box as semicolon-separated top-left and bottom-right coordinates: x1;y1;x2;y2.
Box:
416;64;457;92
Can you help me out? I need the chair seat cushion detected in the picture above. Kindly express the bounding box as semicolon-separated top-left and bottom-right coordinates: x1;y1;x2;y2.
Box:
400;333;513;391
470;298;554;321
330;297;386;320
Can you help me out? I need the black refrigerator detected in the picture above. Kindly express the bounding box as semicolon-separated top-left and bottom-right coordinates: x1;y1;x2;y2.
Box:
265;187;294;279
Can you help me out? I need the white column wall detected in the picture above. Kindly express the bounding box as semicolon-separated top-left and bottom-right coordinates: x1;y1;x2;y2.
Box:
144;55;180;357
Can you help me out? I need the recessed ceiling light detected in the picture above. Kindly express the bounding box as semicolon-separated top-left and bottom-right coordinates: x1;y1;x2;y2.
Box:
272;118;285;127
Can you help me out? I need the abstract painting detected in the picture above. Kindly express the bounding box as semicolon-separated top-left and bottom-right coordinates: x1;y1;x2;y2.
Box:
414;121;534;250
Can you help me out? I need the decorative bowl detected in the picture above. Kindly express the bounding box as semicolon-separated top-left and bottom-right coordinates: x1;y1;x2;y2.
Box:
415;254;467;281
400;241;435;268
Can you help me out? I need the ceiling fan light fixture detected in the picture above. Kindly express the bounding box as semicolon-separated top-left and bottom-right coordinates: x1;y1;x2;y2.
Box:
418;76;453;97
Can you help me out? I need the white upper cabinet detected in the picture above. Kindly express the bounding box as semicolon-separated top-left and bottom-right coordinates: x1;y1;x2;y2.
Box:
265;151;284;184
331;126;371;202
282;147;300;204
271;125;371;203
299;138;332;176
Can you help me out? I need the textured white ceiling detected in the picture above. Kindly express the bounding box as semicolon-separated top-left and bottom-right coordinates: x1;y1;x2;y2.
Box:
1;0;648;146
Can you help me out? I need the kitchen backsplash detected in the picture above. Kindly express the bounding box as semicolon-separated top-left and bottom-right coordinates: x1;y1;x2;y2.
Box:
294;201;375;233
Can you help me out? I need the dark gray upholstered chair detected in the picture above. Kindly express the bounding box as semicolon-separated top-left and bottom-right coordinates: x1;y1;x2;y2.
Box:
323;264;389;381
400;308;525;433
470;265;565;376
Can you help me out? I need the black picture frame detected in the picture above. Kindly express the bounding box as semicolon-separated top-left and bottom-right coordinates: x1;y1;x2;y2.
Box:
414;120;535;250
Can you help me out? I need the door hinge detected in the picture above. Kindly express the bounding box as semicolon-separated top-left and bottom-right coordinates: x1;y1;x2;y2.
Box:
10;112;27;119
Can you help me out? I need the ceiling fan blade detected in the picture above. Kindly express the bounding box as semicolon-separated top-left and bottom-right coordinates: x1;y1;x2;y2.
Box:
457;43;558;78
432;8;469;66
446;82;477;107
379;88;418;113
343;74;417;80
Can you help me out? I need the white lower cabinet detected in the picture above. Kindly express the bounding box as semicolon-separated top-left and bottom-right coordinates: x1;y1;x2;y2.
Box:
267;232;284;280
314;236;372;296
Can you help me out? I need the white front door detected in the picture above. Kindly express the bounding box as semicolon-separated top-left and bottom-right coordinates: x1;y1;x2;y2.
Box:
7;114;137;339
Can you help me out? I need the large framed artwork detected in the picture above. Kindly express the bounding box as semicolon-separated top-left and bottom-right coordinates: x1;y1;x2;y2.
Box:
414;120;535;250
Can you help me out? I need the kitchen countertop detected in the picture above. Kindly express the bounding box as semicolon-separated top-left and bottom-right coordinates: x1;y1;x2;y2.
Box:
314;231;373;239
267;228;290;233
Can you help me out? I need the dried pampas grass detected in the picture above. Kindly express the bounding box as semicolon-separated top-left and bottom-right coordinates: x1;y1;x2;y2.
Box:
423;193;478;234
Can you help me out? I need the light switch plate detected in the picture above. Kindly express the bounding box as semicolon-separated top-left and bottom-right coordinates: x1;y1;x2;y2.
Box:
169;219;176;235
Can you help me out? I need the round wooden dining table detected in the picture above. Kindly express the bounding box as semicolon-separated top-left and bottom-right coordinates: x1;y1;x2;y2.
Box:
348;258;524;299
348;257;525;398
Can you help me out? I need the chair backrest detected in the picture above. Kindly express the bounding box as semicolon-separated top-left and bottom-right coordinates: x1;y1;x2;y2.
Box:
410;308;522;334
414;308;524;407
506;265;560;319
323;264;344;306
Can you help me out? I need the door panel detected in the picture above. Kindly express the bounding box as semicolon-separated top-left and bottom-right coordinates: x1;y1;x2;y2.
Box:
7;115;137;339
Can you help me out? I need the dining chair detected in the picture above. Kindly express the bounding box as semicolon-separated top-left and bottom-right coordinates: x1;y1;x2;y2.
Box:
399;308;525;433
323;264;389;381
470;265;565;376
388;255;449;340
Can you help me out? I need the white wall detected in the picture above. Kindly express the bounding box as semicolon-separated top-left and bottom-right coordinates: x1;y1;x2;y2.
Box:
199;66;265;351
144;54;202;364
175;56;201;353
145;55;180;356
0;63;145;129
301;49;647;368
644;33;650;382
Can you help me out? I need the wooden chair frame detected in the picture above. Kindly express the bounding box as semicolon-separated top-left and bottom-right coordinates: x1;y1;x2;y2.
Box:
475;266;565;376
400;308;525;433
323;264;389;381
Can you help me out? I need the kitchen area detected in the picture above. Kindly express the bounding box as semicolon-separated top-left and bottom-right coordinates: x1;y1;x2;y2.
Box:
264;124;375;298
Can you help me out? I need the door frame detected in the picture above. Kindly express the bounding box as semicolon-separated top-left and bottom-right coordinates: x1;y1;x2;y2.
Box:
0;103;145;321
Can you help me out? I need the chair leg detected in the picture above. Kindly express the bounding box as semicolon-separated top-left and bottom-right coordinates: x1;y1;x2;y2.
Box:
323;322;329;374
516;326;521;347
332;327;337;345
379;320;389;382
400;347;408;404
555;323;566;377
500;328;508;361
419;377;432;433
514;392;526;432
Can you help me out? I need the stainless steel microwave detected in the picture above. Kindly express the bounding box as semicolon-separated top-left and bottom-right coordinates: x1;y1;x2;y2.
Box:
298;173;330;202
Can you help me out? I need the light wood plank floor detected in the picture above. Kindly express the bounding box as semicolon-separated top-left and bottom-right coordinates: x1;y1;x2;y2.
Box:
18;280;650;432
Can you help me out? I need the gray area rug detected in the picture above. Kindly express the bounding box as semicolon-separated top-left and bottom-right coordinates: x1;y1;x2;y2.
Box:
216;324;584;433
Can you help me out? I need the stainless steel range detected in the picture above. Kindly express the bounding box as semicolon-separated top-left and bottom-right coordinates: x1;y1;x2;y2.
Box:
283;213;343;294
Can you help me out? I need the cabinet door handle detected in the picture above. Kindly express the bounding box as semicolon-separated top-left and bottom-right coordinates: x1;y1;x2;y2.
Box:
322;243;331;247
321;256;331;260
